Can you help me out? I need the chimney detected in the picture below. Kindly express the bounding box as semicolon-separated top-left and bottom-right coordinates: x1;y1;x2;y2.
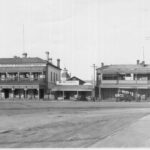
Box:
141;61;145;65
49;58;52;63
22;53;27;58
45;51;49;61
57;59;60;68
101;62;104;67
137;60;140;65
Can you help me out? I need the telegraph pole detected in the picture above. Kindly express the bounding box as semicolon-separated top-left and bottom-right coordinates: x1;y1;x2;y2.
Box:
142;46;145;62
23;24;25;53
92;64;96;100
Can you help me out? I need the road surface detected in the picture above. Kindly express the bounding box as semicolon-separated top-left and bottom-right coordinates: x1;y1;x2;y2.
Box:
0;101;150;147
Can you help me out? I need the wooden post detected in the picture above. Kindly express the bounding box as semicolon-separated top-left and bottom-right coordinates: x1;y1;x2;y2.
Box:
24;88;27;99
18;72;20;81
37;89;40;100
12;88;14;100
0;87;2;100
6;72;8;81
99;85;101;100
30;72;32;81
77;91;79;97
63;91;65;100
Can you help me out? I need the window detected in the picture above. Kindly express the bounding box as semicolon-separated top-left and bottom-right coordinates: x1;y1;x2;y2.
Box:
54;72;55;82
51;72;52;82
56;74;58;81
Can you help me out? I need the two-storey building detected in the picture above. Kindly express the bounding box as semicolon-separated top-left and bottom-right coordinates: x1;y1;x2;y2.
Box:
0;52;61;100
96;60;150;100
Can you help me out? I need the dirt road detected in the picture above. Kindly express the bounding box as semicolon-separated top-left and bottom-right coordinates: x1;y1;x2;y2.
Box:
0;101;150;147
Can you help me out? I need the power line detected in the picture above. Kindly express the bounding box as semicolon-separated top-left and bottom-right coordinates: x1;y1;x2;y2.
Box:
23;24;25;53
142;46;145;61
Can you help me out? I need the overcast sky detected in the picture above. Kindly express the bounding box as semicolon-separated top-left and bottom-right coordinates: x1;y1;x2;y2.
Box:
0;0;150;79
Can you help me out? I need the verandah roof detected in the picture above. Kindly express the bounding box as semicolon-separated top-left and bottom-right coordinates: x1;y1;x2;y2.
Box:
52;85;93;92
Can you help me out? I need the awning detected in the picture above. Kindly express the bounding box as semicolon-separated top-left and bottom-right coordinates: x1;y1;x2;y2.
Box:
52;85;93;92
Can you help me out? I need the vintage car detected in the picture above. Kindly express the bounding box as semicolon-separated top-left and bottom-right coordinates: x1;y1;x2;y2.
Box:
115;93;134;102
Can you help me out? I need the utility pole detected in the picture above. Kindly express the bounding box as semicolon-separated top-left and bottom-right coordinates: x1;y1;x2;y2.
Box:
93;64;96;88
142;46;145;62
23;24;25;53
92;64;96;100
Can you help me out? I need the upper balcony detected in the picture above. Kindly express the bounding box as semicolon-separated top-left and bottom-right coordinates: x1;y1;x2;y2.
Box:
0;77;46;85
0;72;46;85
97;72;150;87
101;80;150;84
98;79;150;88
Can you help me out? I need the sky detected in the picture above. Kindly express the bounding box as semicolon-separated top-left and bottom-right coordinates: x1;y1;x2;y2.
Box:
0;0;150;79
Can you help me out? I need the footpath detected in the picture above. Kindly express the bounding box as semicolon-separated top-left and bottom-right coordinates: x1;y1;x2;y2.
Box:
91;114;150;147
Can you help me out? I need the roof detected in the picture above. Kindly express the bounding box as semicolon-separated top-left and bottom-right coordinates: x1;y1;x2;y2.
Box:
97;64;150;74
0;57;46;64
0;57;61;70
68;76;85;85
47;62;61;70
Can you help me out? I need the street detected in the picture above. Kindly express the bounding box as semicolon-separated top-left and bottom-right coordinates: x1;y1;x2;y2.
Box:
0;101;150;147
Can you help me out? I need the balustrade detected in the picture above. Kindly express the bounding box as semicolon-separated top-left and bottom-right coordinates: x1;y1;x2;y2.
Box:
101;79;149;85
0;77;45;83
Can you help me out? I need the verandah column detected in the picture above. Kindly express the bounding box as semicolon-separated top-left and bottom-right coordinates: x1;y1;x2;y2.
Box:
62;91;65;100
37;88;40;100
24;88;27;99
77;91;79;97
0;87;2;100
11;87;15;100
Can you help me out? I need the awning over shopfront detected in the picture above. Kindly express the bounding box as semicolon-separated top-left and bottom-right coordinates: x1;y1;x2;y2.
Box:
52;85;93;92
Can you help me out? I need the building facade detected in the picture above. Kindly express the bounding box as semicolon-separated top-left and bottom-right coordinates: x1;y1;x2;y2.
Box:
96;60;150;100
52;68;93;100
0;52;61;100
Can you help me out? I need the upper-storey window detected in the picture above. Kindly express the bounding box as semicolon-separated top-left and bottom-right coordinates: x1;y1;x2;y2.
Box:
51;72;52;82
103;74;118;80
56;73;58;81
53;72;55;82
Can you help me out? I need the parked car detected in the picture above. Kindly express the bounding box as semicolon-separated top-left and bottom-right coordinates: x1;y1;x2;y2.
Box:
115;93;134;102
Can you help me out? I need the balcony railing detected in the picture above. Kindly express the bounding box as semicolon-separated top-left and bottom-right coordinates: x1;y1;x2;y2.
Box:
101;80;117;84
101;80;150;85
0;78;46;83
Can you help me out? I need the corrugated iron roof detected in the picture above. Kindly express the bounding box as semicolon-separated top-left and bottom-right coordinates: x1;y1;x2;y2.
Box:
97;64;150;74
67;76;85;84
0;57;61;70
0;57;46;64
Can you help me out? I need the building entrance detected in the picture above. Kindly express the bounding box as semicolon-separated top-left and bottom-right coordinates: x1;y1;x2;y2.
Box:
40;89;44;99
3;89;10;99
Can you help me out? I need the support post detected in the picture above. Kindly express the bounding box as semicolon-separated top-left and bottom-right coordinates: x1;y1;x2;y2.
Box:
12;88;14;100
92;64;96;100
6;72;8;81
99;85;101;100
18;72;20;81
30;72;32;81
37;89;40;100
63;91;65;100
24;88;27;99
0;87;2;100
